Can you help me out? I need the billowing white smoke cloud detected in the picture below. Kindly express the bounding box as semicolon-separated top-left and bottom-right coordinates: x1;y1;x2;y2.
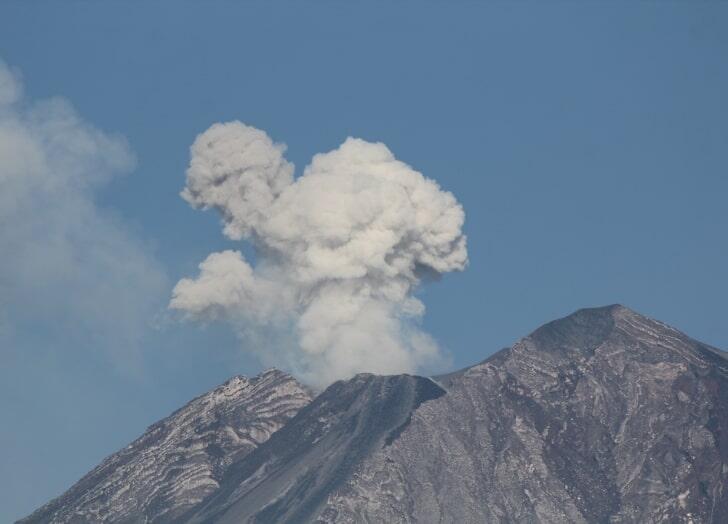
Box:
171;122;467;386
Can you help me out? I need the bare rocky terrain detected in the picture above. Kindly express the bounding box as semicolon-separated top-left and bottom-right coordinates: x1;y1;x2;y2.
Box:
21;305;728;523
20;369;313;523
317;305;728;523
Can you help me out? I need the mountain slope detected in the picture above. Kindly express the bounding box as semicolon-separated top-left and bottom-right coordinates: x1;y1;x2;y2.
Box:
22;305;728;523
20;369;313;524
319;305;728;523
188;373;445;523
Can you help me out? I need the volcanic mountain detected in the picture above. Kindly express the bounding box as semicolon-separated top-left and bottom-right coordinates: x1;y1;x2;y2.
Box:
21;305;728;523
20;369;313;523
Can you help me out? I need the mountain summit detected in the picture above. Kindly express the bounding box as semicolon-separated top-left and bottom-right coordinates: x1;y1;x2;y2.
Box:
314;304;728;523
21;305;728;523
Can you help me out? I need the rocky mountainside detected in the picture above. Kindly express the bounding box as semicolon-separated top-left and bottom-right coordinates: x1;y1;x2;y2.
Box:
20;369;313;524
22;305;728;523
188;373;445;523
315;305;728;523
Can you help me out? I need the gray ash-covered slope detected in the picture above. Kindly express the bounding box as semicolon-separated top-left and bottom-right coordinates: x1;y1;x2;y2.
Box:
187;373;445;523
20;369;313;524
319;305;728;523
22;305;728;523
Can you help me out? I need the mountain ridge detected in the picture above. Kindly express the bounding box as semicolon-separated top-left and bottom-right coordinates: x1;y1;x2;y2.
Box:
20;304;728;523
20;369;314;524
312;304;728;522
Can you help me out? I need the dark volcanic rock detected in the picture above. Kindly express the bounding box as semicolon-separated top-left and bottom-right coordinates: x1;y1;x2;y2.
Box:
19;369;313;524
188;373;445;523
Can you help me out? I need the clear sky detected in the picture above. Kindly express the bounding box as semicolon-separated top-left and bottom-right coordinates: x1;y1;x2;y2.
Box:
1;2;727;521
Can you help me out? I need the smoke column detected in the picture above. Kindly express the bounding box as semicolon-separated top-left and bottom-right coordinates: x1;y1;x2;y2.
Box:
170;122;467;386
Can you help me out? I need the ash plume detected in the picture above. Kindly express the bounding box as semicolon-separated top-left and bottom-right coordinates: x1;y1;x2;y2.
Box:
171;122;467;386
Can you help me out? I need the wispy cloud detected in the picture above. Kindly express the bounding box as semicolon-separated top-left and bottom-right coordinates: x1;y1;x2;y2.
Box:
0;59;167;369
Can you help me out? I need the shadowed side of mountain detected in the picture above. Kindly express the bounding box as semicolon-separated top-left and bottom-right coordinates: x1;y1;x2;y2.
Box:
187;373;446;524
19;369;313;524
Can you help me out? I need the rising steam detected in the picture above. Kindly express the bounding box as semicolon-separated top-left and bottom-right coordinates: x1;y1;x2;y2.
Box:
170;122;467;386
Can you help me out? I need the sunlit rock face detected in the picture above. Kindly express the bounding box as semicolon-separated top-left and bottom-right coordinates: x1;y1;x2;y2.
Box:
21;305;728;523
20;369;313;524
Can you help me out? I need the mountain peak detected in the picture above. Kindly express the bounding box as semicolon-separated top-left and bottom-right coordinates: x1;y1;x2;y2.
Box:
316;306;728;523
257;367;290;378
20;368;313;524
527;303;727;366
524;303;670;358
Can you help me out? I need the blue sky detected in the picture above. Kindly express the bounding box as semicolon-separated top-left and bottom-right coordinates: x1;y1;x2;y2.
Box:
1;2;727;520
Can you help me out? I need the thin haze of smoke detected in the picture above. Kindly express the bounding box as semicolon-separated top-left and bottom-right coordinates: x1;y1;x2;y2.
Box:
0;58;167;369
171;122;467;386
